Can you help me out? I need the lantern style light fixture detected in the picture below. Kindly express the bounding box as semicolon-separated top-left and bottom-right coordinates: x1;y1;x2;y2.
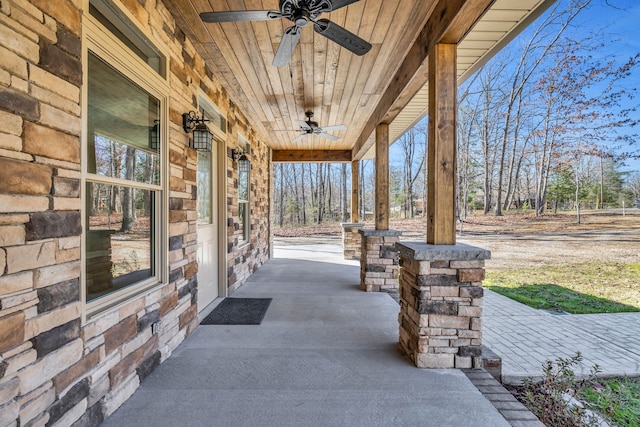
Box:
182;111;213;151
232;148;251;173
149;120;160;150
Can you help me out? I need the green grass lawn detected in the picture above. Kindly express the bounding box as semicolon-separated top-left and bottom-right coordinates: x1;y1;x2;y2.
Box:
485;261;640;314
580;377;640;427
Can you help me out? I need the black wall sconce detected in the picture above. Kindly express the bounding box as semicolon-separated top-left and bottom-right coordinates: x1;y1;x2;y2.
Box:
149;120;160;151
182;111;212;151
232;148;251;173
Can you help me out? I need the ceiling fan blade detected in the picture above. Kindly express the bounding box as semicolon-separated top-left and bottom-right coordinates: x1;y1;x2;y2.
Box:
317;132;340;141
293;133;308;143
329;0;361;11
200;10;281;23
314;19;371;56
319;124;347;132
295;119;312;131
273;26;302;67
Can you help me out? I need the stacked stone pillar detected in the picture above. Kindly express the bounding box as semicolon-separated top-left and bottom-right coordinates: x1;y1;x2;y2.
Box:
396;242;491;368
359;229;402;292
341;222;365;260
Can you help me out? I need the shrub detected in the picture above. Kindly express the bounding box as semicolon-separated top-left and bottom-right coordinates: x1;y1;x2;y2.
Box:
510;353;601;427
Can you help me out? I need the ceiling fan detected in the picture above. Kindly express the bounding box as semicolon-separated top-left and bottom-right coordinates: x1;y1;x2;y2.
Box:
282;111;347;142
200;0;372;67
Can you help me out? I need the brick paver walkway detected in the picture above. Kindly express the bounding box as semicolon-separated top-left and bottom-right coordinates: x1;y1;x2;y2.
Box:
483;289;640;384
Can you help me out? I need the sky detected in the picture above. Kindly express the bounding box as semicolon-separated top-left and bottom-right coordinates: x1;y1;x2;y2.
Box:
391;0;640;174
567;0;640;172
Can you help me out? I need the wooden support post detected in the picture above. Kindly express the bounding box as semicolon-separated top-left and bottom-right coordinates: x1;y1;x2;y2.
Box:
427;43;457;245
375;124;389;230
351;160;360;223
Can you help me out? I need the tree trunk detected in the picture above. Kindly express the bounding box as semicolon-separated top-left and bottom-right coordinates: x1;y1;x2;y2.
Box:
301;164;307;225
316;163;324;224
121;146;136;232
341;163;348;222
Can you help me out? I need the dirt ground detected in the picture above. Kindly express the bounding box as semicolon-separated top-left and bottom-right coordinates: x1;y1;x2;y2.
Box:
273;209;640;271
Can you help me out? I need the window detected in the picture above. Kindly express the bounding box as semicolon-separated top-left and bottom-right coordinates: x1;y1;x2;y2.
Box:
197;151;212;224
89;0;165;77
238;136;250;244
84;0;167;312
200;103;226;134
196;101;225;225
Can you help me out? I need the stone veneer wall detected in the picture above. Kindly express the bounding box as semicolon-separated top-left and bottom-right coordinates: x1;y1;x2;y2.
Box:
0;1;270;425
225;141;270;294
340;222;364;260
358;229;402;292
396;242;490;369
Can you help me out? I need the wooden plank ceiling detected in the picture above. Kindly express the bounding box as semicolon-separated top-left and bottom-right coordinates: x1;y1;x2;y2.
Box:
386;0;555;156
164;0;554;161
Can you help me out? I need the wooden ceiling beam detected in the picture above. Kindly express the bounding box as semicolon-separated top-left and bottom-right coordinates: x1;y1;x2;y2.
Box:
272;150;352;163
351;0;495;160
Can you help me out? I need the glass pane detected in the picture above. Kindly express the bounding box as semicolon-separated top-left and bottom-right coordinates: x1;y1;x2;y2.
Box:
200;105;226;132
238;169;248;202
87;52;160;185
197;151;212;224
239;202;247;243
86;183;154;302
92;135;160;184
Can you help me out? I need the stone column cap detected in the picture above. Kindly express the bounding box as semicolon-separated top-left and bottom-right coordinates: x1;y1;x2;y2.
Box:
358;229;403;237
340;222;365;228
396;241;491;261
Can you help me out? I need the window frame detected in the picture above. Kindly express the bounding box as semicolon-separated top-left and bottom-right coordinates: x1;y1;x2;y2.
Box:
82;1;170;318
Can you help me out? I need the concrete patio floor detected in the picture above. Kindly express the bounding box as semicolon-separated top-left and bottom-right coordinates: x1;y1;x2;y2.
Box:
103;243;511;427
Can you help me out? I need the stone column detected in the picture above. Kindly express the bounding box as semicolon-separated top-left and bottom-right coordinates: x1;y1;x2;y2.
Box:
359;229;402;292
341;222;365;260
396;242;490;368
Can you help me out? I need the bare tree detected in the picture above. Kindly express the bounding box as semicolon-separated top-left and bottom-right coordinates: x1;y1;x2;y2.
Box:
397;124;426;218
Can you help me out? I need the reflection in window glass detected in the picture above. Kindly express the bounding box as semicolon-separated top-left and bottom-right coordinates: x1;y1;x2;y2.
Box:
238;146;249;243
238;167;248;201
85;183;155;302
197;151;212;224
238;202;247;243
200;105;226;133
87;51;160;184
92;135;160;184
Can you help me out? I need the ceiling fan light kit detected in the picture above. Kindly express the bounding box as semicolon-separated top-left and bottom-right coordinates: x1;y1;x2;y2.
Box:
200;0;371;67
290;111;347;142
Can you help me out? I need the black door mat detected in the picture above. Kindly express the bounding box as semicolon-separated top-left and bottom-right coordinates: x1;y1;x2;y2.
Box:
200;298;272;325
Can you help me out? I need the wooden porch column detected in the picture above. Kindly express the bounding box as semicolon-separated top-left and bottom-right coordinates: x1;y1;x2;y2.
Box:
427;43;457;245
359;124;401;291
375;123;389;230
341;160;364;261
351;160;359;223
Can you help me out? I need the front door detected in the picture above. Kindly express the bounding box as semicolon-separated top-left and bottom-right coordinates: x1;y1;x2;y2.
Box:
196;146;219;310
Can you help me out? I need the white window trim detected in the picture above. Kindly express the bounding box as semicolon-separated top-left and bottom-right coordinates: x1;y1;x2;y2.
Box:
81;2;170;320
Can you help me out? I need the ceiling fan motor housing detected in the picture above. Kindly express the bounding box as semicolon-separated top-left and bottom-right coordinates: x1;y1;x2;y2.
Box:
200;0;371;67
281;0;332;20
